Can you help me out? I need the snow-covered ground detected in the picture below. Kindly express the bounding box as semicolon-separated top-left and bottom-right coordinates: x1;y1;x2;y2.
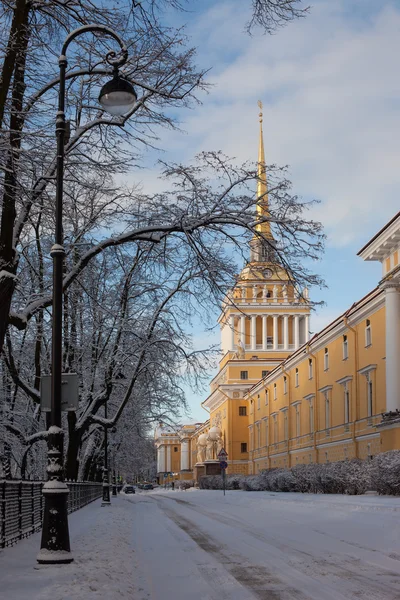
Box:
2;489;400;599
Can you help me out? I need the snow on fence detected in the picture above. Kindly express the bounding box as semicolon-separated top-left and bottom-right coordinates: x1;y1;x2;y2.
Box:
0;480;102;548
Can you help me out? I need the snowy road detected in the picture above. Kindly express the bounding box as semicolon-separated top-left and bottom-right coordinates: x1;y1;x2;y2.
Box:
130;489;400;600
2;489;400;600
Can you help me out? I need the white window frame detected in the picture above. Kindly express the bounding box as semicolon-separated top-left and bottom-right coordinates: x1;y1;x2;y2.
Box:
309;403;314;433
257;394;260;410
283;376;287;395
325;393;330;429
365;320;372;347
295;368;299;387
367;373;373;417
308;358;313;380
344;384;350;423
273;383;277;400
284;411;288;441
324;348;329;371
256;422;261;448
343;335;348;360
264;418;269;447
358;365;377;419
272;414;278;444
265;389;269;405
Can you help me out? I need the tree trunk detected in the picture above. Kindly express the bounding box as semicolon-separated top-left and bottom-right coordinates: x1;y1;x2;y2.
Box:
65;412;81;480
0;1;31;355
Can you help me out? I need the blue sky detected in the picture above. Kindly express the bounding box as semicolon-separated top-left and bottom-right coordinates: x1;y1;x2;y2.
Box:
129;1;400;421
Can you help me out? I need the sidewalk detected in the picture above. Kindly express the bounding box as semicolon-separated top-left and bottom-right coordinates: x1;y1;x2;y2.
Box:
0;496;138;600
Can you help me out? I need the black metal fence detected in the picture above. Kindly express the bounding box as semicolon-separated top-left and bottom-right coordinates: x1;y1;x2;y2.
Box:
0;480;102;548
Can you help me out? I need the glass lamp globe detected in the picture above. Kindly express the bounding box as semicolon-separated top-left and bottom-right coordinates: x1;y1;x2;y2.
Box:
99;74;137;116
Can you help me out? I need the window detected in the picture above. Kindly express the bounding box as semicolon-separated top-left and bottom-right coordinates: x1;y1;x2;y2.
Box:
365;319;372;347
264;420;269;447
325;392;330;429
273;383;277;400
344;384;350;423
265;389;269;405
367;373;373;417
295;405;301;437
240;370;248;380
273;415;278;443
324;348;329;371
239;406;247;416
309;402;314;433
308;358;313;380
241;442;247;453
295;368;299;387
174;447;178;452
262;370;268;378
257;394;260;410
283;376;287;394
283;412;288;441
343;335;348;360
257;422;261;448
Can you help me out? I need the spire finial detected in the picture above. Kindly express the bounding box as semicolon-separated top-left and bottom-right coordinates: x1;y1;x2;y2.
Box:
255;101;272;240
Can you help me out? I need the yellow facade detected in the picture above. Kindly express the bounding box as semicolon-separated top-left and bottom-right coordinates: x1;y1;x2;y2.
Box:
154;109;400;482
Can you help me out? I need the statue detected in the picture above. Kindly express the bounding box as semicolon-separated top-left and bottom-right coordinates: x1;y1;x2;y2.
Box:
262;285;269;300
241;287;247;299
197;445;206;463
282;284;288;300
235;338;245;359
303;287;309;299
206;438;214;460
273;284;278;300
252;286;258;299
196;433;208;463
216;431;224;456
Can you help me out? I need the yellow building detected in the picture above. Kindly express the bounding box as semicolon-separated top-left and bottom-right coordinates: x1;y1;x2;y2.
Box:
155;108;400;482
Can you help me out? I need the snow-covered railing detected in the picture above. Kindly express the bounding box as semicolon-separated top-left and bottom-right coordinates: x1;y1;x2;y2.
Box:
0;480;102;548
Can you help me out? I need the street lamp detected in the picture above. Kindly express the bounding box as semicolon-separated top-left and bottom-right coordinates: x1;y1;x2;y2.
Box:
37;24;137;565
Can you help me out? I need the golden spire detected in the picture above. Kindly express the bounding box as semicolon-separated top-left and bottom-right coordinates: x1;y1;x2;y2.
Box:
256;101;272;239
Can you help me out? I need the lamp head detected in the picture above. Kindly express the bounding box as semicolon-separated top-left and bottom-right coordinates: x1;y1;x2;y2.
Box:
99;71;137;116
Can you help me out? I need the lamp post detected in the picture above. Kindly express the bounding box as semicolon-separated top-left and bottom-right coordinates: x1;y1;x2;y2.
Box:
37;25;137;565
101;397;111;506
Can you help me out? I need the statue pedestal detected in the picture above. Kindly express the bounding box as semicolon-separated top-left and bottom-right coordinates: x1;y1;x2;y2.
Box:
203;460;221;476
194;461;221;481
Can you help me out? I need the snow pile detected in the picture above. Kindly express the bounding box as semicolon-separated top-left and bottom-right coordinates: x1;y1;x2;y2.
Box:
200;453;400;495
175;479;196;490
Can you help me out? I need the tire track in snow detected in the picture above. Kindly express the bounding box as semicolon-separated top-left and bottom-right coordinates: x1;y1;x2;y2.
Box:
154;496;342;600
154;494;400;600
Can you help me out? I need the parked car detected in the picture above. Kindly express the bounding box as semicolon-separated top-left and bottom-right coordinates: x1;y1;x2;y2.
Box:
142;483;153;490
124;485;135;494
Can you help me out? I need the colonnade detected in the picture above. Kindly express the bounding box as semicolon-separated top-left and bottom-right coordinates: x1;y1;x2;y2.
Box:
229;313;310;352
156;439;191;473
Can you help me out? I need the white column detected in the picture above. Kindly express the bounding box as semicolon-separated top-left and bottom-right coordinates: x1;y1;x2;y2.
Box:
166;445;171;471
262;315;268;350
305;314;310;342
159;446;165;472
230;314;235;350
273;315;278;350
240;315;246;345
181;439;190;470
294;315;300;349
157;447;161;472
251;315;257;350
283;315;289;350
384;283;400;412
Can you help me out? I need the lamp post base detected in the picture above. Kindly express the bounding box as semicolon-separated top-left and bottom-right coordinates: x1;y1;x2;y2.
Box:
101;468;111;506
37;480;73;564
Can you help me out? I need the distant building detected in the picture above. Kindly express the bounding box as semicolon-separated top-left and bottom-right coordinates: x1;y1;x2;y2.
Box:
155;107;400;481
